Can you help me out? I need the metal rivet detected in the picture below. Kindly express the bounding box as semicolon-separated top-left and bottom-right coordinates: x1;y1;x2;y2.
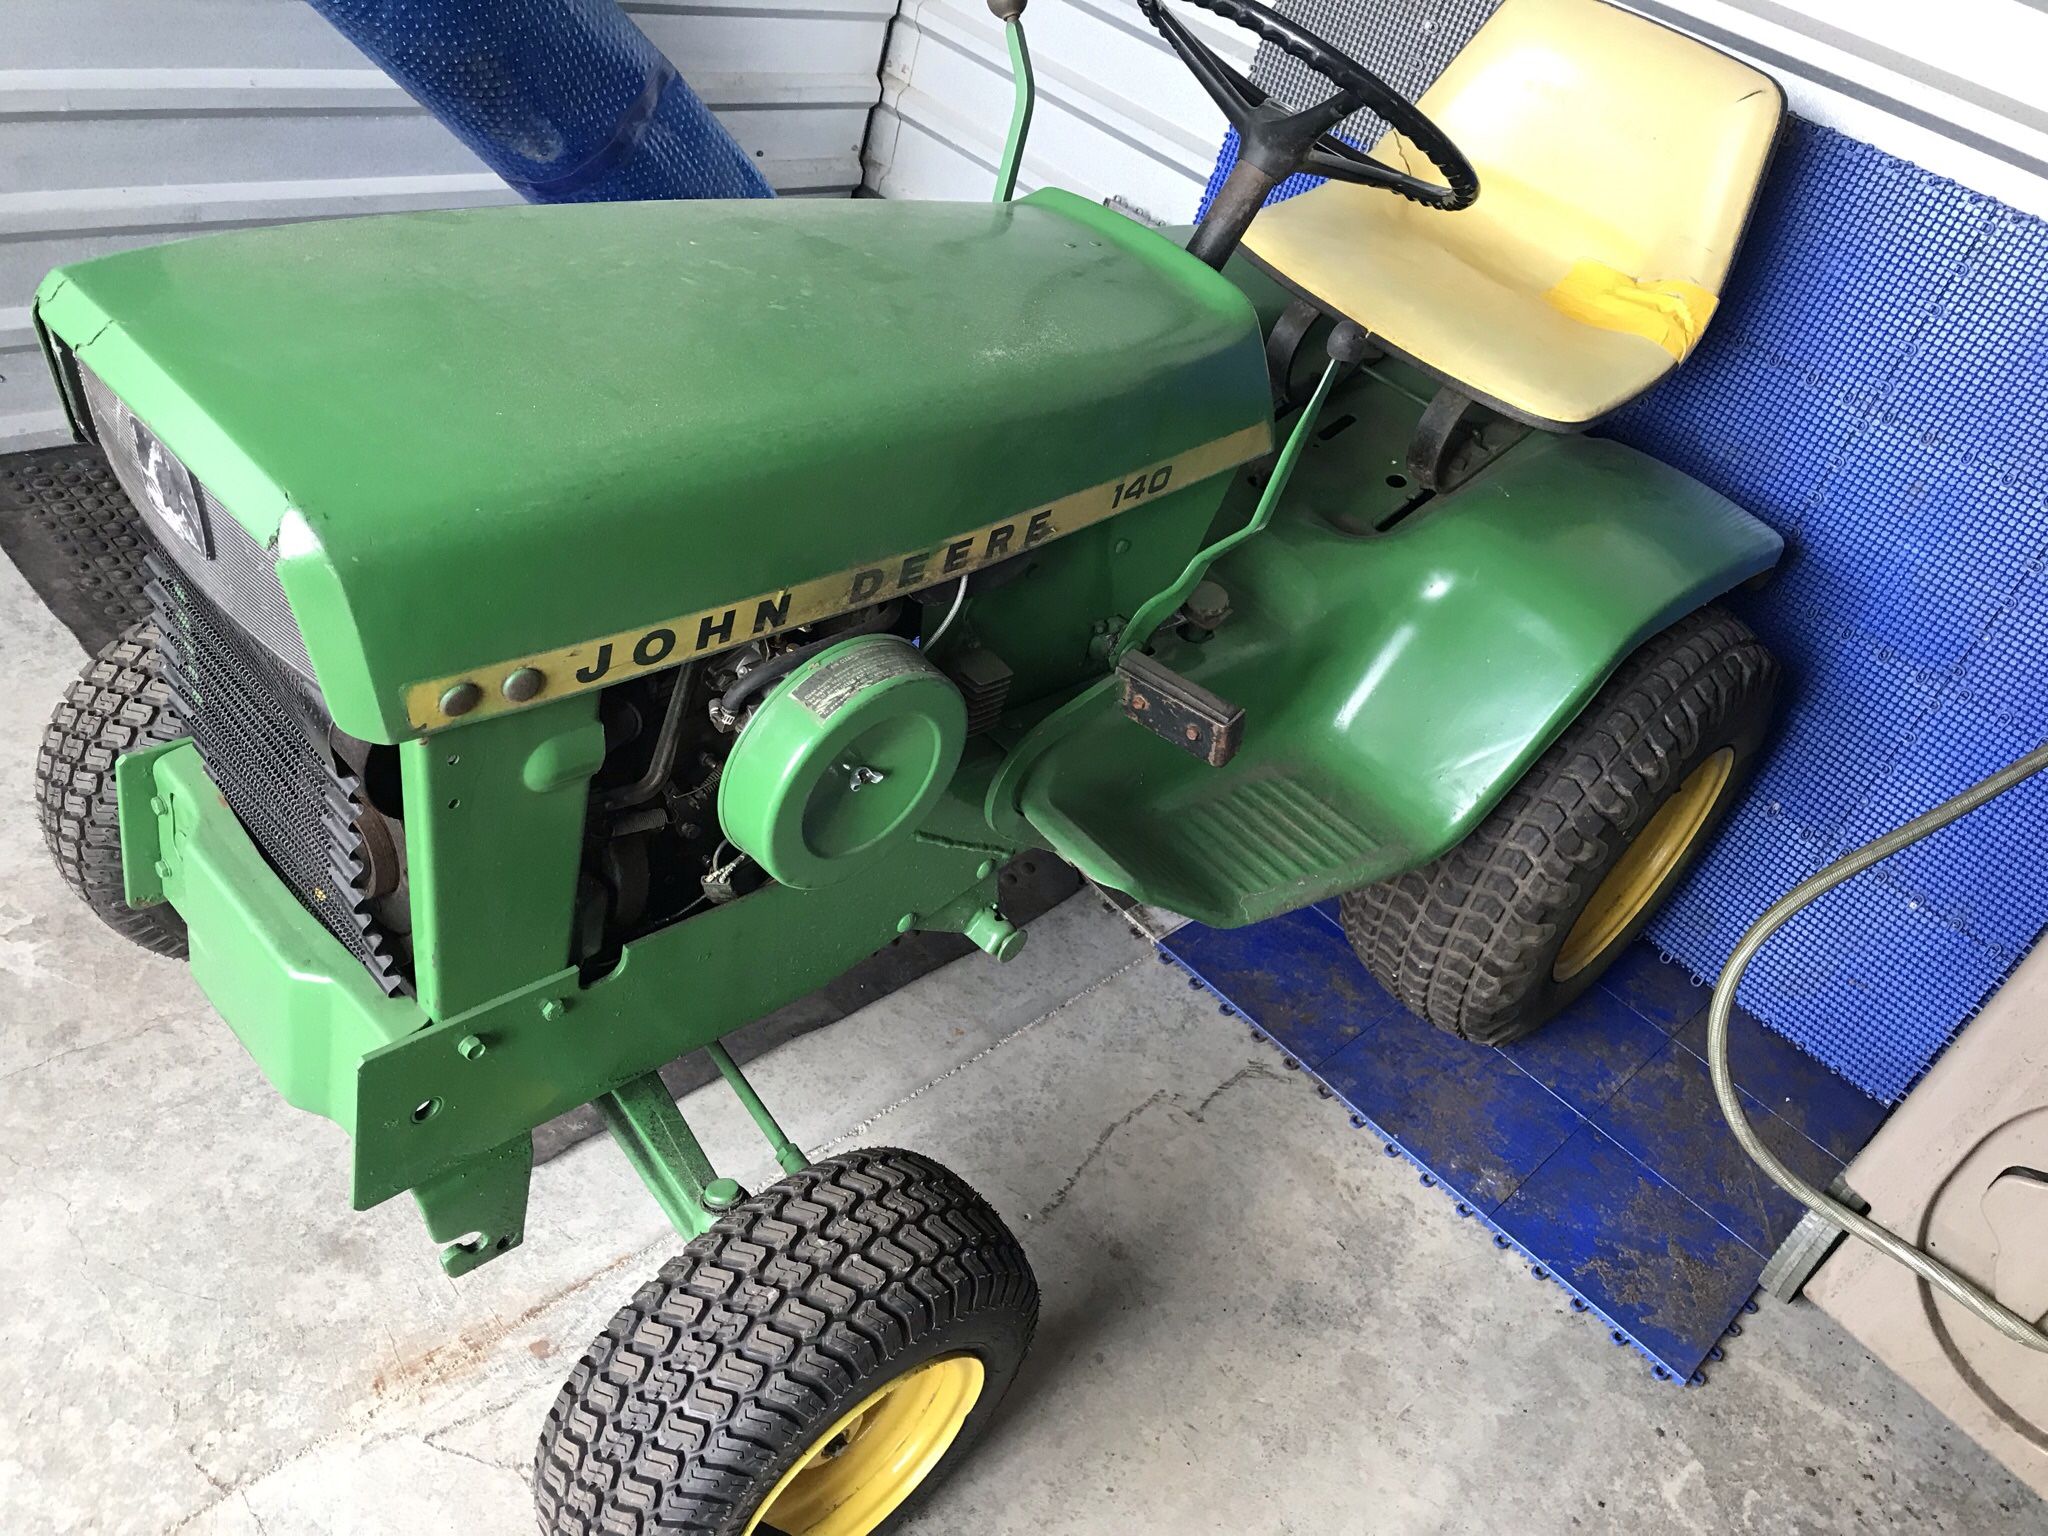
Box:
539;998;568;1023
702;1177;744;1213
457;1034;487;1060
501;666;545;703
975;859;996;880
440;680;484;717
896;912;917;933
148;796;167;815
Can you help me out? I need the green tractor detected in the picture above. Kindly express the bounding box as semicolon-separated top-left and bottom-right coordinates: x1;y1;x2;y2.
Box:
30;0;1783;1527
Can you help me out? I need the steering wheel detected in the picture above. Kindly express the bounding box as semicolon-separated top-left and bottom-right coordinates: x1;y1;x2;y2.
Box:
1137;0;1478;265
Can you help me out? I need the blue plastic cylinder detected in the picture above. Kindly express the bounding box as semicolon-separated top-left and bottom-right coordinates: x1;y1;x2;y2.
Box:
309;0;774;202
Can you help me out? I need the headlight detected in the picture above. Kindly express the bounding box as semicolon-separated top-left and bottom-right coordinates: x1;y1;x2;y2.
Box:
74;360;317;685
79;363;211;558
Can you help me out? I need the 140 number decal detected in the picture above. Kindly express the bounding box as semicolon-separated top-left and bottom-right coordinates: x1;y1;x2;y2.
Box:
1110;465;1174;508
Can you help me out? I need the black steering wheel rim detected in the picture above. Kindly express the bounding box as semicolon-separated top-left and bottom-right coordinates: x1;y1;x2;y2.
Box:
1138;0;1478;212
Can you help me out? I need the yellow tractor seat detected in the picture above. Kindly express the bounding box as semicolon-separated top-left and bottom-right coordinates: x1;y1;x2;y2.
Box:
1241;0;1782;429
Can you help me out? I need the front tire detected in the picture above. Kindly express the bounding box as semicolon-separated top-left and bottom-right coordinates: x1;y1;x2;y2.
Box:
534;1146;1037;1536
36;621;187;957
1340;604;1776;1045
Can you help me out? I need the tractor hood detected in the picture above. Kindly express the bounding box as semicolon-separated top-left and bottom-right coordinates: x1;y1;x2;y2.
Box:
35;191;1269;741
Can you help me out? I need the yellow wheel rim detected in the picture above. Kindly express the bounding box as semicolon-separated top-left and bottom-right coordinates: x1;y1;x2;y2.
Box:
742;1354;984;1536
1553;748;1735;983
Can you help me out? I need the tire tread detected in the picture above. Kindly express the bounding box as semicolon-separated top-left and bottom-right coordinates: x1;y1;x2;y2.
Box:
1339;605;1776;1044
35;621;188;957
534;1147;1036;1536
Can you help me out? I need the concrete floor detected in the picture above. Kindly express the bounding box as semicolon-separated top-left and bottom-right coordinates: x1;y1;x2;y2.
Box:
4;560;2044;1536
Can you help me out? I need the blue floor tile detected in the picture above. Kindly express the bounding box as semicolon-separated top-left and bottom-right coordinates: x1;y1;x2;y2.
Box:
1166;922;1888;1380
1672;1008;1890;1165
1597;944;1712;1034
1164;910;1397;1068
1493;1124;1763;1379
1591;1037;1845;1256
1317;1004;1583;1214
1502;986;1669;1118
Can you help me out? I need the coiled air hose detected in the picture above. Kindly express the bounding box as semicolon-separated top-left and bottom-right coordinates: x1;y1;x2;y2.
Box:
1707;737;2048;1352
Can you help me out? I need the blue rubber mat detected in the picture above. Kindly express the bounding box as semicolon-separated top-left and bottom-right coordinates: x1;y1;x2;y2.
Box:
310;0;772;203
1162;907;1888;1383
1606;123;2048;1101
1205;118;2048;1102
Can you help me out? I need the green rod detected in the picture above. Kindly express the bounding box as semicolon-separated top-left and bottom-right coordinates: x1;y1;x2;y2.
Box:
993;20;1035;203
1116;356;1343;659
705;1042;810;1175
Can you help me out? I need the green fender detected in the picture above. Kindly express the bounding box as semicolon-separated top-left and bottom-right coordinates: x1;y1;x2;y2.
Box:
1015;428;1783;927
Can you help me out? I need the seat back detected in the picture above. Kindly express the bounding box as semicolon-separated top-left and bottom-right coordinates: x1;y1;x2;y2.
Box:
1239;0;1782;424
1407;0;1780;298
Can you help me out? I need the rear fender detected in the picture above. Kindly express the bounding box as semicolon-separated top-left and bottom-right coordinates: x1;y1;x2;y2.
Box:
1014;432;1782;926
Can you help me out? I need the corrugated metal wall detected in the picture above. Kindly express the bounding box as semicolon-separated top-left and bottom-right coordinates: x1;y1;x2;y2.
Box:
13;0;2034;451
1630;0;2048;219
0;0;892;451
865;0;2047;220
862;0;1250;221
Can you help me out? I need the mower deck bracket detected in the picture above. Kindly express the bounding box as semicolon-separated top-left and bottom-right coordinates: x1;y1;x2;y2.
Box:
598;1070;722;1240
113;735;189;908
411;1133;534;1277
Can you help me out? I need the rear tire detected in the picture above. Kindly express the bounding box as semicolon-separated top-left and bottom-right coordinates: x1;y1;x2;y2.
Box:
1340;604;1776;1045
36;621;187;957
534;1146;1037;1536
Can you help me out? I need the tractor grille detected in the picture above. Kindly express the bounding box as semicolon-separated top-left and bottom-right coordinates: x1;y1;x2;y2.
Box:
66;349;405;994
75;363;317;685
149;551;406;994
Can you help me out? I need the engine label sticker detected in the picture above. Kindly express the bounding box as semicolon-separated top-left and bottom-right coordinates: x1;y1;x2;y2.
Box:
790;640;922;722
403;421;1271;729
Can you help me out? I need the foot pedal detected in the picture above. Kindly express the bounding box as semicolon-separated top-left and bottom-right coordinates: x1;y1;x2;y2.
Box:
1117;653;1244;767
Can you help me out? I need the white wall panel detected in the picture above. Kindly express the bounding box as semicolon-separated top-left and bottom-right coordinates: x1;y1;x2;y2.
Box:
0;0;891;451
1624;0;2048;219
865;0;2048;223
863;0;1251;221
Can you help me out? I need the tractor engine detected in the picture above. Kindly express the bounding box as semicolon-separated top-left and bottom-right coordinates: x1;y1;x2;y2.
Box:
86;356;950;1000
569;599;923;969
42;188;1275;1013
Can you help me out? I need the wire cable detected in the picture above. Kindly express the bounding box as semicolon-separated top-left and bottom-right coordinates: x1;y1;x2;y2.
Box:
926;575;970;651
1707;737;2048;1352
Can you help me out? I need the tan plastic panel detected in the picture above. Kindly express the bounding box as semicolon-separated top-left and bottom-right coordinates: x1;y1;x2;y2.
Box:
1806;944;2048;1499
1242;0;1782;426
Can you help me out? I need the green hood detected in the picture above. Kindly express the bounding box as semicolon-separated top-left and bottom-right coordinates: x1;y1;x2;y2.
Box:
36;190;1269;740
